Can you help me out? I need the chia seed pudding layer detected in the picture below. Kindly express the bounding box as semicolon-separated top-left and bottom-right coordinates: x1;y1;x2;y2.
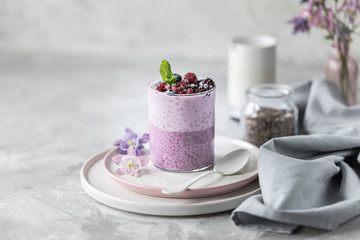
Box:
148;81;216;172
149;124;214;171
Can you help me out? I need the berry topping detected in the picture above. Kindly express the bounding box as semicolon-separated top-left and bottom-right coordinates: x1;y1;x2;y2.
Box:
180;81;188;89
156;60;215;95
171;82;184;93
197;78;215;92
183;72;198;85
174;73;182;83
157;82;170;92
189;83;198;89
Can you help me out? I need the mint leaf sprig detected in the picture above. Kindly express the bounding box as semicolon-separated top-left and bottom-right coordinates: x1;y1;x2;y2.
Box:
160;59;177;86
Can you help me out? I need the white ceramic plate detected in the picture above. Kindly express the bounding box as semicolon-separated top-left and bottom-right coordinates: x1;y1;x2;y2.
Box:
103;136;259;198
80;136;261;216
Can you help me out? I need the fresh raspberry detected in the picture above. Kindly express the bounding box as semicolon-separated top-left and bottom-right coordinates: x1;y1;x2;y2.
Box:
171;82;184;93
171;83;178;92
183;72;198;85
187;88;194;94
179;89;187;94
157;82;170;92
180;81;188;89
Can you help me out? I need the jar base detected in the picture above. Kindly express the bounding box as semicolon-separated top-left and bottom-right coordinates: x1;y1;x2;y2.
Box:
152;163;213;173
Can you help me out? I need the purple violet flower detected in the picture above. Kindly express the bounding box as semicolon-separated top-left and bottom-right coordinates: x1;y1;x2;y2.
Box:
309;7;323;27
113;128;149;156
340;0;360;24
324;8;334;33
289;16;310;33
112;147;150;178
289;0;360;95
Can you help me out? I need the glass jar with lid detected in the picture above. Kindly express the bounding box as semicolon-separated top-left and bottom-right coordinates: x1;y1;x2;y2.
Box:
240;84;298;147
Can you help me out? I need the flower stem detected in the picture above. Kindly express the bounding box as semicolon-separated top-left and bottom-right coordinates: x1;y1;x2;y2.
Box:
338;50;349;94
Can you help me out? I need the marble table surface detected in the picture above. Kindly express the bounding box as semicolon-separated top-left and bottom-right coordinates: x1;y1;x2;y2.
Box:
1;53;360;240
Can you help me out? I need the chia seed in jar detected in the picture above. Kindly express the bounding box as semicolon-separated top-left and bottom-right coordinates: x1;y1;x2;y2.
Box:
241;84;298;147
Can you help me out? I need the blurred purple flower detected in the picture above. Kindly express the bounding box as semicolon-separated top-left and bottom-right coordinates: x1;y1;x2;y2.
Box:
324;8;334;33
309;7;323;27
340;0;360;23
289;0;360;95
289;16;310;33
305;0;316;9
113;128;149;156
289;0;360;49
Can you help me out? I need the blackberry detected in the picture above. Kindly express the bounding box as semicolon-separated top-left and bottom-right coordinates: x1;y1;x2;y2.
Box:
189;83;198;89
197;78;215;92
203;78;215;88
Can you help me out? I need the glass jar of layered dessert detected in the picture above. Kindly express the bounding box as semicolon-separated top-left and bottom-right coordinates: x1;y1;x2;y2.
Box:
148;60;216;172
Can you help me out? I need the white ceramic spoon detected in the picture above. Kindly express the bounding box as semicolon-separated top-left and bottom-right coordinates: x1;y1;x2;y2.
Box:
161;149;250;195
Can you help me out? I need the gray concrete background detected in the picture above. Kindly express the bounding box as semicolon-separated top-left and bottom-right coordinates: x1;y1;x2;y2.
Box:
1;0;359;83
1;1;360;239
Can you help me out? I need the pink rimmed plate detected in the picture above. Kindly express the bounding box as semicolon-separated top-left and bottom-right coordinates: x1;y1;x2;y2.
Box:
103;135;258;198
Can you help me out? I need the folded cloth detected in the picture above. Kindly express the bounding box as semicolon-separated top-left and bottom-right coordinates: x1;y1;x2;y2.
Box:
231;79;360;233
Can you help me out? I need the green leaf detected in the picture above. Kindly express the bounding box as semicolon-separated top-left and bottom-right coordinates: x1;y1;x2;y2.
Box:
325;33;334;40
165;76;177;86
160;59;175;85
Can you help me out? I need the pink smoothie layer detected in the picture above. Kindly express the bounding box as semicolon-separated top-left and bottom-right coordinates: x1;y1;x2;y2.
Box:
149;124;214;171
148;84;215;132
148;82;216;171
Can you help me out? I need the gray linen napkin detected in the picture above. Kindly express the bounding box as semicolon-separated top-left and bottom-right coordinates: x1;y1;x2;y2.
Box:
231;79;360;233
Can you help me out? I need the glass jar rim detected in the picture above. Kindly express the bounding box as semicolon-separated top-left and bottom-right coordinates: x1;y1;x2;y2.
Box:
246;84;293;99
148;80;216;97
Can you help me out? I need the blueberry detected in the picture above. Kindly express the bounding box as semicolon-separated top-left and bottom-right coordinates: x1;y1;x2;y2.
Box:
174;73;182;83
166;90;177;95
